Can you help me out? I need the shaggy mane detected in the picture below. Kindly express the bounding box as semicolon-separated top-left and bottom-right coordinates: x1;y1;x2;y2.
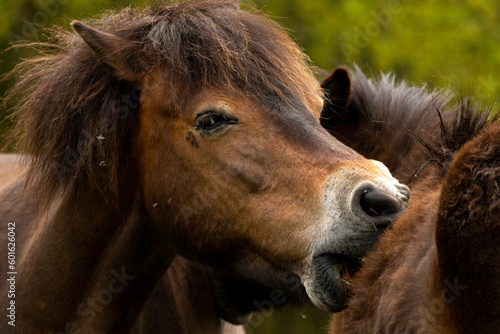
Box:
346;67;496;181
2;0;321;202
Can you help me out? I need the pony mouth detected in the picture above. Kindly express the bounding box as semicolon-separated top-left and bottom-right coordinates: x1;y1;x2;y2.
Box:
326;253;363;283
302;252;364;313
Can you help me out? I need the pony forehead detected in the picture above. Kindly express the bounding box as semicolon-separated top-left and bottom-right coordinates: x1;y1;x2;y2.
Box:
136;1;322;110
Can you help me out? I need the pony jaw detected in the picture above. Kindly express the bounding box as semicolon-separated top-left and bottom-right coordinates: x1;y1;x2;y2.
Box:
300;253;364;312
300;247;369;313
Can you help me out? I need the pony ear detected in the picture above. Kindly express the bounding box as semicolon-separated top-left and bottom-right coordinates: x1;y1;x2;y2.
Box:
71;21;138;82
320;67;351;128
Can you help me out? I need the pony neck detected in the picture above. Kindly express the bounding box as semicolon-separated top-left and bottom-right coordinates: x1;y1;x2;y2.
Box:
17;175;174;333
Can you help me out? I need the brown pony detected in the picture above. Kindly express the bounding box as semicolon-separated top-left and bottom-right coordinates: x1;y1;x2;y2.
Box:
0;2;410;333
322;67;500;333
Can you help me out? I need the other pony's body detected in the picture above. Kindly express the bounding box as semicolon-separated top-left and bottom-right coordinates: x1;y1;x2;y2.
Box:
322;69;500;333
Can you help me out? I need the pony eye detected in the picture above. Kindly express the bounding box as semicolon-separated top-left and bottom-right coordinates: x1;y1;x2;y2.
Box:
195;112;238;132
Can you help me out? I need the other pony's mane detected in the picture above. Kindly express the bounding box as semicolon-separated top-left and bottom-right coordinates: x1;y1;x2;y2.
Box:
325;67;495;183
3;0;321;202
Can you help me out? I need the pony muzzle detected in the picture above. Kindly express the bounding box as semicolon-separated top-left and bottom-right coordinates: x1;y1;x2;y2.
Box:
300;161;410;312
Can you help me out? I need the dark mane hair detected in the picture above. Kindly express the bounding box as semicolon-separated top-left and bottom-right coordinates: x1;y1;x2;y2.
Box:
3;0;321;202
334;67;496;183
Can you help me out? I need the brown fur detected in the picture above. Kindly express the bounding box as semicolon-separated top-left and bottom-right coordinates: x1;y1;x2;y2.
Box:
436;123;500;333
133;256;244;334
0;154;243;334
322;68;500;333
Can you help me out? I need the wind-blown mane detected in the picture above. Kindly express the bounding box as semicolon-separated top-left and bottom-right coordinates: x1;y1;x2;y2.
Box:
3;0;320;202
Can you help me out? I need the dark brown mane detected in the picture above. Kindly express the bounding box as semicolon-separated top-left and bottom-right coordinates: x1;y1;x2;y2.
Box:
421;97;495;172
324;67;496;183
3;0;320;202
348;67;449;160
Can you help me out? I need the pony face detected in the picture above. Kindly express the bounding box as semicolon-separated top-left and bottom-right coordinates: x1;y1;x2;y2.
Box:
65;3;410;312
135;81;410;312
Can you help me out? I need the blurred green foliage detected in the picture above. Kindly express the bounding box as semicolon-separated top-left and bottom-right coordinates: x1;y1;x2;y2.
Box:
1;0;498;332
2;0;500;127
261;0;500;103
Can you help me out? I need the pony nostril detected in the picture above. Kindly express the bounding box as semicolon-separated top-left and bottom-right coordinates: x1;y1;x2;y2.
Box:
360;189;401;217
351;182;407;228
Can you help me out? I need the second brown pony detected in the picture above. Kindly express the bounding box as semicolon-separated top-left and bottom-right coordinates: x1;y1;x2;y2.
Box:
322;68;500;333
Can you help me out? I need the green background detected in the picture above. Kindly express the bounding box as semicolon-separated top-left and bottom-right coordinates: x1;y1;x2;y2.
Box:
1;0;500;332
2;0;500;143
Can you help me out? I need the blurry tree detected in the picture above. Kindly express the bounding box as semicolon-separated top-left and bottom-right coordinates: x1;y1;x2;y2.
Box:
259;0;500;103
0;0;150;144
2;0;500;127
